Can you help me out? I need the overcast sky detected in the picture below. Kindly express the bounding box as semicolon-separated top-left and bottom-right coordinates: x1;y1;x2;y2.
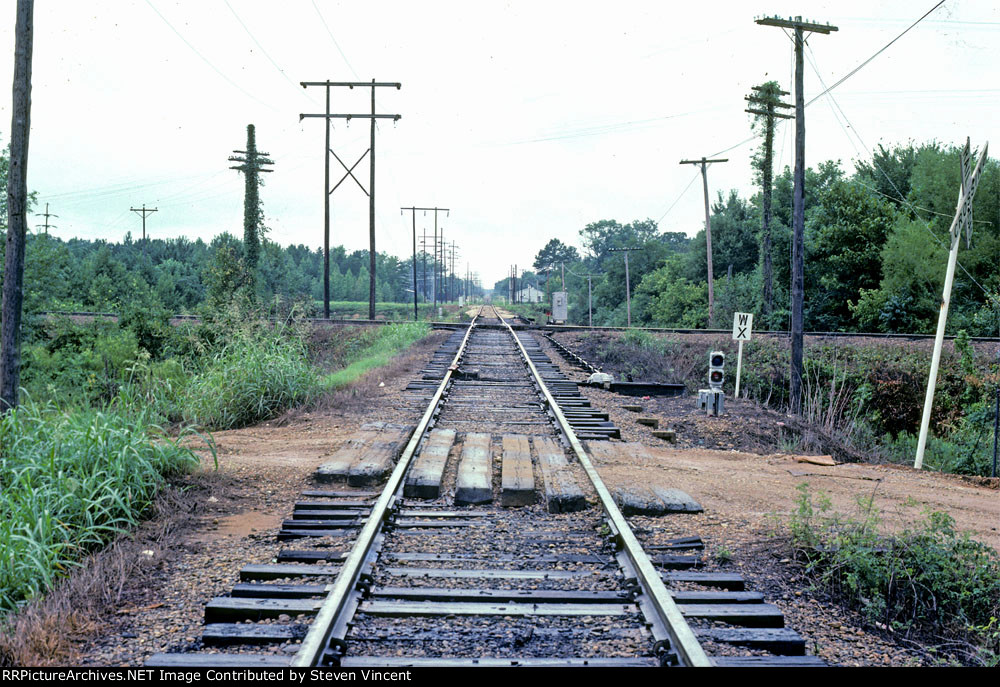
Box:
1;1;997;286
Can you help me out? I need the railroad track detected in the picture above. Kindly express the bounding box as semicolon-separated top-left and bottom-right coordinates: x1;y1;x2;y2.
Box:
147;305;822;668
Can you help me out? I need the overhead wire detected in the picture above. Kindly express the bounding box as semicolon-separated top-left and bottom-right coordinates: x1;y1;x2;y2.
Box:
144;0;278;112
223;0;319;106
804;44;999;309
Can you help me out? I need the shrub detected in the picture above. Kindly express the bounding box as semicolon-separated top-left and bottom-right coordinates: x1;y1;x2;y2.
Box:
789;483;1000;664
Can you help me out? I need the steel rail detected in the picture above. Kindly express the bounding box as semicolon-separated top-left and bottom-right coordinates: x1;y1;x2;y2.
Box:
493;305;713;667
291;307;484;666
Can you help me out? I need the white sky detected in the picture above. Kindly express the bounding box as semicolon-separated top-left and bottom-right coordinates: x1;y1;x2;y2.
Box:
1;1;997;286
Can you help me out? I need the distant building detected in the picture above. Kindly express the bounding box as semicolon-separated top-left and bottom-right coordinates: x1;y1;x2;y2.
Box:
516;285;545;303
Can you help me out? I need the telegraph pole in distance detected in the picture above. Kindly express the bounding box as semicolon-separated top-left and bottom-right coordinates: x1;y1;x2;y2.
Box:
300;80;401;320
608;247;642;328
402;207;449;320
130;205;157;242
756;14;838;415
679;156;727;326
35;202;57;234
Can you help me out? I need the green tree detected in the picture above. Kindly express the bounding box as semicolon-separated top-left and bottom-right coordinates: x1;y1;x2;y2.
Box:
808;180;899;330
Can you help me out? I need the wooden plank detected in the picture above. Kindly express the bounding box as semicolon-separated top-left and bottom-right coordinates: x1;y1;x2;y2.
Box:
348;424;415;486
713;656;825;667
669;591;764;604
359;600;632;617
454;433;493;505
370;587;628;603
276;550;347;563
382;567;600;580
231;583;329;599
678;603;785;627
404;428;456;499
204;597;320;623
695;628;805;655
146;653;290;667
300;490;378;499
662;571;745;590
385;552;610;564
340;657;659;667
533;436;587;513
239;563;340;581
202;623;306;646
500;434;535;507
650;485;703;513
312;426;384;483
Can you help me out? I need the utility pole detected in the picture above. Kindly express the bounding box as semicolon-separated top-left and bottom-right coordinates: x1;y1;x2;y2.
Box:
608;247;642;327
588;274;593;327
35;202;57;234
756;14;838;415
402;206;449;320
130;205;158;242
914;138;988;470
746;82;793;323
229;124;274;291
679;156;727;326
1;0;33;412
437;228;445;307
300;79;401;320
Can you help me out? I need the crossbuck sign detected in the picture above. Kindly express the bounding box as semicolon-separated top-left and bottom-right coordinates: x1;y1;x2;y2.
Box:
732;312;753;396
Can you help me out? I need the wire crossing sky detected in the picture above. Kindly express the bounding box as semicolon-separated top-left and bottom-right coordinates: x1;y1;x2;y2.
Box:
1;1;996;284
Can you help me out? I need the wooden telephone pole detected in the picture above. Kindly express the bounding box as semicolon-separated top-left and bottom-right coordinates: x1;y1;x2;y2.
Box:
35;202;57;234
608;247;643;328
130;205;157;241
679;157;727;326
746;83;793;323
1;0;33;412
300;80;401;319
402;206;449;320
756;14;838;415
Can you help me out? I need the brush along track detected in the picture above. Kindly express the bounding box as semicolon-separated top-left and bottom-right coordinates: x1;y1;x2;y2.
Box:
147;306;822;668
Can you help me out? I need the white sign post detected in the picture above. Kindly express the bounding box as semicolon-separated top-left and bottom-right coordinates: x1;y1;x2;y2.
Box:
732;312;753;398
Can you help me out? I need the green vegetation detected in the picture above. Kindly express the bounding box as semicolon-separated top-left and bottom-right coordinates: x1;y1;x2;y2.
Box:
0;399;198;611
575;327;997;475
789;484;1000;665
1;298;431;612
183;323;317;430
512;142;998;337
321;322;429;389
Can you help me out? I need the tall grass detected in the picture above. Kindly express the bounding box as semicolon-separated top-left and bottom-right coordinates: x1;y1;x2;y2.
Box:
183;325;317;430
321;322;429;389
0;399;198;611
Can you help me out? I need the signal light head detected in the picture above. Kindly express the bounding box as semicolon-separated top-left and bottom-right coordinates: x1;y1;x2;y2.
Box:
708;350;725;391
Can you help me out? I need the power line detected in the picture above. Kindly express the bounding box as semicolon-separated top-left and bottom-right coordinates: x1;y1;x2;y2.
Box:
224;0;318;106
144;0;277;111
805;1;945;107
310;0;360;80
657;170;701;223
805;46;1000;310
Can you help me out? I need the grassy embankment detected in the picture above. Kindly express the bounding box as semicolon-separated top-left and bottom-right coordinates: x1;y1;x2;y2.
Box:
0;314;429;613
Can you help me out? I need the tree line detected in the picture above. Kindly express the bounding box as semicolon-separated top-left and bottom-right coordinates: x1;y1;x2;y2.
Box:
521;140;999;336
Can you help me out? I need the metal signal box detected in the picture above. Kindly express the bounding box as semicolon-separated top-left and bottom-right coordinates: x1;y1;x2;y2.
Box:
551;291;568;324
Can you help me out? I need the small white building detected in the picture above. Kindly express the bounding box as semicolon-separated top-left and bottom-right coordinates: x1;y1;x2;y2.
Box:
516;285;545;303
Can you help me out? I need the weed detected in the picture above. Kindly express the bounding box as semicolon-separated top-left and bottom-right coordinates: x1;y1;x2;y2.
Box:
788;483;1000;665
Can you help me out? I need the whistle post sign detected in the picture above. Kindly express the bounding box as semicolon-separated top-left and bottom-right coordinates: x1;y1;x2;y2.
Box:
733;312;753;341
732;312;753;397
